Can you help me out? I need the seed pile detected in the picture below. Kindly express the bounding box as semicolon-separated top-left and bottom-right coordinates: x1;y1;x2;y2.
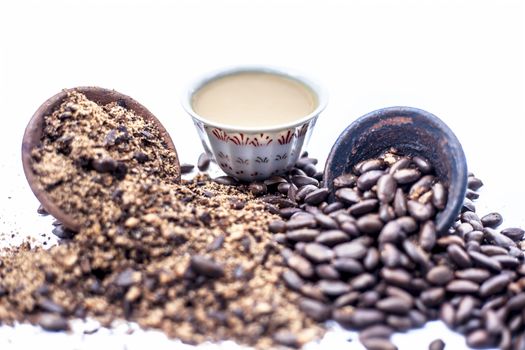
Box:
0;91;322;349
242;152;525;350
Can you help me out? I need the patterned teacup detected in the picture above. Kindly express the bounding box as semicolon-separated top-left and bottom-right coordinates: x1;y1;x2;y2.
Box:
182;66;328;181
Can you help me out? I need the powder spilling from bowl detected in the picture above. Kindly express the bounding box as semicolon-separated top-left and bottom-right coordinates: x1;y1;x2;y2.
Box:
0;91;322;348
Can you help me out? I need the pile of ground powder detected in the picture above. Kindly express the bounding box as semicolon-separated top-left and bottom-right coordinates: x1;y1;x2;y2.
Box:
0;91;321;348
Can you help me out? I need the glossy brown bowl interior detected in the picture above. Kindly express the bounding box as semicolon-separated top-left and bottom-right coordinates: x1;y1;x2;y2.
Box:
21;87;180;231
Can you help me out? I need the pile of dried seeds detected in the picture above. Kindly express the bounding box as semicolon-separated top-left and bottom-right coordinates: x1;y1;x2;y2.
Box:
0;91;322;348
248;151;525;350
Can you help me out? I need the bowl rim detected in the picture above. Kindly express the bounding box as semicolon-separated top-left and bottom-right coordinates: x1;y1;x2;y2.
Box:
181;65;329;133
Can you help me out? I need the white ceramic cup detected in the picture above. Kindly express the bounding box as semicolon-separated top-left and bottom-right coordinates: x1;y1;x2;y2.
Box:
182;66;328;182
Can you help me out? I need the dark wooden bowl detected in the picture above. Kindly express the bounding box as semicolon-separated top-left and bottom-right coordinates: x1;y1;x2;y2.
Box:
21;87;180;231
324;106;467;234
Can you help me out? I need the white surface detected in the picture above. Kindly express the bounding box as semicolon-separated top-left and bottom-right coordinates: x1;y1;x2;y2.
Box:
0;0;524;349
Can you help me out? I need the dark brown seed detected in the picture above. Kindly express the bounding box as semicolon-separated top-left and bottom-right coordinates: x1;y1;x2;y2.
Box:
38;299;66;314
323;202;344;214
357;214;384;234
296;184;318;201
479;274;511;297
358;291;381;307
420;287;445;307
287;254;314;278
447;244;472;268
277;182;291;195
282;269;304;291
273;330;299;347
286;217;317;230
279;207;302;219
500;227;525;242
357;158;386;174
492;255;520;268
359;325;394;340
190;256;224;278
380;268;412;288
440;303;456;328
292;175;319;187
303;243;335;263
378;204;396;222
381;243;401;267
364;248;380;270
248;182;267;196
462;198;476;212
361;338;397;350
483;228;517;249
428;339;445;350
333;241;367;259
378;221;403;243
37;313;69;331
455;268;491;283
333;173;357;188
350;273;376;291
357;170;385;191
389;157;411;174
197;152;210;171
465;230;484;243
409;310;427;328
376;297;412;314
413;156;432;173
468;250;502;271
385;286;413;303
377;174;397;203
340;220;359;237
437;235;465;248
343;308;386;328
481;212;503;228
507;293;525;312
396;216;417;233
264;176;287;187
386;315;412;331
467;177;484;191
314;214;339;229
300;284;328;302
304;188;330;205
286;229;319;242
393;188;407;217
299;298;331;322
269;220;286;233
456;295;477;324
349;199;379;217
409;175;434;199
407;200;434;221
315;264;340;280
36;204;49;216
334;291;360;308
303;163;318;177
465;189;480;200
466;329;493;348
446;280;479;293
296;156;317;167
393;168;421;184
52;225;75;239
402;240;429;267
498;328;511;350
318;280;351;296
335;188;361;205
214;176;239;186
426;265;454;285
419;221;437;251
316;230;349;247
484;309;503;335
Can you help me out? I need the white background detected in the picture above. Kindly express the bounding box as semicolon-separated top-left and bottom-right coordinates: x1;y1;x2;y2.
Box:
0;0;524;349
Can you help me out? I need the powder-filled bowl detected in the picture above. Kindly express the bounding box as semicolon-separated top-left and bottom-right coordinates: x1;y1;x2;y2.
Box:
21;87;180;231
324;107;468;234
182;66;328;181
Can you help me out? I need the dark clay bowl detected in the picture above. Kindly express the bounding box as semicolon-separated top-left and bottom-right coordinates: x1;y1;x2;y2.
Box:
21;87;180;232
324;106;467;234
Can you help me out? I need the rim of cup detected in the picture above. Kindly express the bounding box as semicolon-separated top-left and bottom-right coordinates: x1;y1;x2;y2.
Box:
181;65;329;133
